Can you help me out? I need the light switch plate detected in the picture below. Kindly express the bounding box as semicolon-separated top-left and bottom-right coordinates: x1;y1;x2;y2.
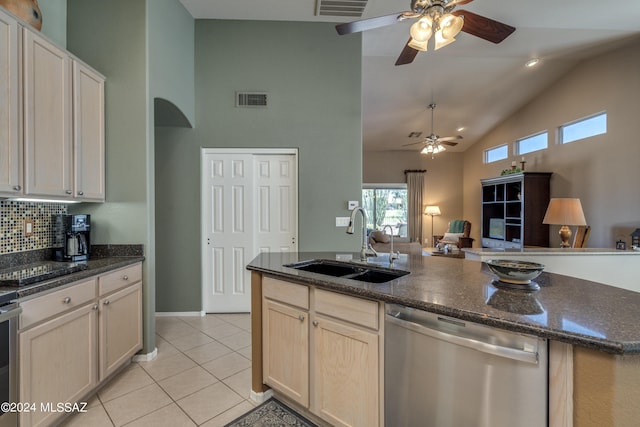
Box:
336;217;350;227
24;219;33;237
348;200;359;210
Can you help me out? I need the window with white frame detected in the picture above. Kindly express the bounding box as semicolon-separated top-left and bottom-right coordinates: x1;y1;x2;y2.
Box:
362;185;408;236
516;131;548;155
560;112;607;144
484;144;509;163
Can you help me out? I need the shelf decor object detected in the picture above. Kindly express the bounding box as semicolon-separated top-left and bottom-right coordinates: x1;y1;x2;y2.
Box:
631;229;640;248
542;198;587;248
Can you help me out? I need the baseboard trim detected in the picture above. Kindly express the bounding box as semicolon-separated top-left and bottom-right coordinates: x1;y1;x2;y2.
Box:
250;389;274;404
155;311;205;317
132;347;157;362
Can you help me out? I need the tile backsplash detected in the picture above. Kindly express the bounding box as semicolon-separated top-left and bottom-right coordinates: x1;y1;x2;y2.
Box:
0;201;67;254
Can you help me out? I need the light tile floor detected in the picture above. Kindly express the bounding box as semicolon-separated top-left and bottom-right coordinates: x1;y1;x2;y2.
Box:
61;313;256;427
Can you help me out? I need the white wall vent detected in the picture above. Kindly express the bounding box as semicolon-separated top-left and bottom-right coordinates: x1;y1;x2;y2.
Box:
315;0;368;17
236;92;268;108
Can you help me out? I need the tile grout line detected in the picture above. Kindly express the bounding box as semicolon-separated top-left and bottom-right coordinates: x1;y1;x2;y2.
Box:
66;313;253;427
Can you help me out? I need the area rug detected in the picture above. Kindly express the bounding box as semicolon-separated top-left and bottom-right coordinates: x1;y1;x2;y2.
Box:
225;398;317;427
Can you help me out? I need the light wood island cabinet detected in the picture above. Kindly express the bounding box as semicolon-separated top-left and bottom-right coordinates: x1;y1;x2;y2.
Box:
18;263;142;427
258;275;383;427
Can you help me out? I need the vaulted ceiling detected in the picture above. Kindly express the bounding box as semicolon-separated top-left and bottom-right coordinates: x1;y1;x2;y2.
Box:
179;0;640;152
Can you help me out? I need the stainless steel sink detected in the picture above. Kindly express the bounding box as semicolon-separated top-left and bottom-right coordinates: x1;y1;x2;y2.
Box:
284;259;409;283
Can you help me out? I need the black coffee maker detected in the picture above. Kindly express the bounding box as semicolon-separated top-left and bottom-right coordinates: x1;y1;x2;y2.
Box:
53;214;91;262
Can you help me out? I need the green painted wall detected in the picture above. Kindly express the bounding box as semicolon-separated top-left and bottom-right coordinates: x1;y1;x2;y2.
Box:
38;0;66;47
66;0;154;352
148;0;195;126
154;20;363;312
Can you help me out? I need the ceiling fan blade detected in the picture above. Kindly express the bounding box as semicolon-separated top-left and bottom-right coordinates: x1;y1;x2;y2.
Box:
438;135;463;142
402;141;428;147
336;12;415;35
453;10;515;44
395;39;420;66
440;141;459;147
446;0;474;7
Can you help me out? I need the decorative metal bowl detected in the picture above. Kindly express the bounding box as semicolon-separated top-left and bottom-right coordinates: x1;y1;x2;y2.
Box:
485;259;545;285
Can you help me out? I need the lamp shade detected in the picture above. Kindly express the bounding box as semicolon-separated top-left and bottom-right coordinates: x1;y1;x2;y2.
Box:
424;205;441;216
542;198;587;226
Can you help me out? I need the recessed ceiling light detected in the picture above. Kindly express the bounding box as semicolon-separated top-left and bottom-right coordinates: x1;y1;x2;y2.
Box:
525;58;540;68
456;126;465;132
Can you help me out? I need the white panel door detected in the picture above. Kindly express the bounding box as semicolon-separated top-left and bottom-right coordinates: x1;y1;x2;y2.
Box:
202;150;298;313
254;155;298;253
203;154;253;313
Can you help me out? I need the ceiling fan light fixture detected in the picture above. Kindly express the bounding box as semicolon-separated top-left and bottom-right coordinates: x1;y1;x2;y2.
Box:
440;14;464;39
409;17;433;51
434;29;456;50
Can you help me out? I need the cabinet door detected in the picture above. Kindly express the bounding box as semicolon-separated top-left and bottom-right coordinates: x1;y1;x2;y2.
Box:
263;299;309;406
19;303;98;427
73;60;105;201
23;28;72;198
99;282;143;380
0;11;22;194
312;315;379;427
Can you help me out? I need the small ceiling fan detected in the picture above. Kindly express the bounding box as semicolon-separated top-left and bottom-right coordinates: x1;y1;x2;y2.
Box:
403;103;462;158
335;0;516;65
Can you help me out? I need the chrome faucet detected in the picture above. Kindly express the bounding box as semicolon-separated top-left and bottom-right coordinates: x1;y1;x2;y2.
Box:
346;207;377;261
382;225;399;266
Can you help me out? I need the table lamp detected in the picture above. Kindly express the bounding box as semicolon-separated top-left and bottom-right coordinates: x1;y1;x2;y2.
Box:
542;198;587;248
424;205;441;245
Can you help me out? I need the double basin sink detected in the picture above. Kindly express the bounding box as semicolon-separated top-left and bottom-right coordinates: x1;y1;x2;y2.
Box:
285;259;409;283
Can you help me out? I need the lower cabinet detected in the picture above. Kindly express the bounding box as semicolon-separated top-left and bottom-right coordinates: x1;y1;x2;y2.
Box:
99;282;143;380
18;263;143;427
262;277;381;427
19;303;98;427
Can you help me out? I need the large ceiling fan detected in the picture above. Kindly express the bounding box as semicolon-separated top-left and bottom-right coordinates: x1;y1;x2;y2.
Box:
403;103;462;158
335;0;516;65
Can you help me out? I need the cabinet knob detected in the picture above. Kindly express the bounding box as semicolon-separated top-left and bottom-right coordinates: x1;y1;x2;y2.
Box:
92;304;99;310
122;275;129;281
312;320;318;327
78;191;84;196
63;297;71;304
13;185;21;191
65;190;72;195
103;300;110;306
298;315;305;322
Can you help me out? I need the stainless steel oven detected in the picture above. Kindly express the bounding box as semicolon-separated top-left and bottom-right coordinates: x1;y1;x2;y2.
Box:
0;291;20;427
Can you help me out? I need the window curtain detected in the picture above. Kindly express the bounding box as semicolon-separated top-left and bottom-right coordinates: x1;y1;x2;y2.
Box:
405;170;425;243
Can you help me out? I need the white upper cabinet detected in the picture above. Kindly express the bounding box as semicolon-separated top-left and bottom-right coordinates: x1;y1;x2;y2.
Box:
23;28;73;198
73;61;105;201
0;12;21;194
0;8;105;202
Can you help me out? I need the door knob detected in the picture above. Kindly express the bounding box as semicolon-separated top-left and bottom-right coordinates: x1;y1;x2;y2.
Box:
312;320;318;327
62;297;71;304
298;315;305;322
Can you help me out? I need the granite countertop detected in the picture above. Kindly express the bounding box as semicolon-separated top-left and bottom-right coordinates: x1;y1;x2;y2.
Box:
247;251;640;355
0;245;145;299
465;247;640;256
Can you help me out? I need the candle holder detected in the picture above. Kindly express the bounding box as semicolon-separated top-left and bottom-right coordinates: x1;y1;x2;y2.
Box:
520;160;526;171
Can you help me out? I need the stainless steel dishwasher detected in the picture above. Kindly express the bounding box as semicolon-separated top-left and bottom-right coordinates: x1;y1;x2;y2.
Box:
385;304;548;427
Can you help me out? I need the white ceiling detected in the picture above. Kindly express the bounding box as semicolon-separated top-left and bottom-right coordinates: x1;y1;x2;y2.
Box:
179;0;640;152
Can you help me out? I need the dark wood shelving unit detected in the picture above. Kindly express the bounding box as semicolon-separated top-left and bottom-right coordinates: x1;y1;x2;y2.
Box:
480;172;552;249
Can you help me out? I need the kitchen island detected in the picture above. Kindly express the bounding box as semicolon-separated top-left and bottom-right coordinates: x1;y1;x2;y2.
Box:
247;251;640;427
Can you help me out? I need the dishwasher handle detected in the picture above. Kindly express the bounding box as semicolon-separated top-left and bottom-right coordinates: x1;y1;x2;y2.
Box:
386;313;539;365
